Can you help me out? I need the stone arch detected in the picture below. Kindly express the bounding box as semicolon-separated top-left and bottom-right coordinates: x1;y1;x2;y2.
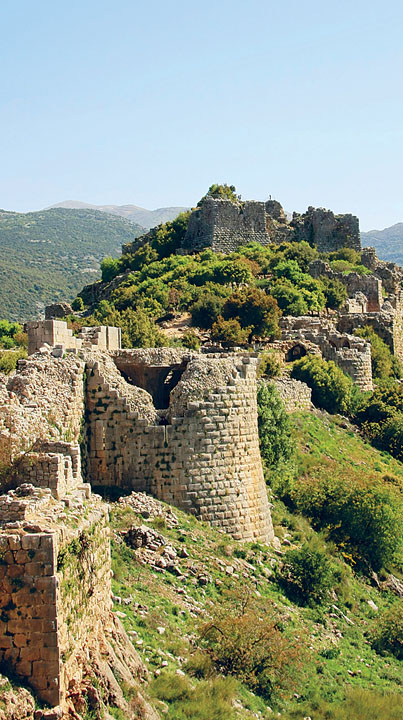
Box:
286;343;307;362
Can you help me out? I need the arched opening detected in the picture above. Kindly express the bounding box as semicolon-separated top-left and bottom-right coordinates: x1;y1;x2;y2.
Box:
286;343;307;362
113;358;188;409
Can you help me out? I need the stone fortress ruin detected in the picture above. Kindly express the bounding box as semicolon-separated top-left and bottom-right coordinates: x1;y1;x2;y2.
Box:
0;328;273;711
1;192;403;715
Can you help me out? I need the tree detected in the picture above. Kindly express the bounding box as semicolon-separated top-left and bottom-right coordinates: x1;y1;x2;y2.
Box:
257;383;294;473
71;296;84;312
100;256;121;282
222;288;280;341
291;355;352;414
149;211;191;258
190;293;225;330
321;276;347;310
211;317;250;346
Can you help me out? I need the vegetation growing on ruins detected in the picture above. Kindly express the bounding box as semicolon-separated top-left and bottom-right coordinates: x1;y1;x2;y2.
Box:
104;417;403;719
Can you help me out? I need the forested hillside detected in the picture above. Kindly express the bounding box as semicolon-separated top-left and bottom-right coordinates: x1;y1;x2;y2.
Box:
0;208;144;320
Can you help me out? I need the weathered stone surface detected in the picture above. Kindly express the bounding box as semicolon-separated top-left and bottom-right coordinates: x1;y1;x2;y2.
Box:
180;197;360;255
86;349;274;544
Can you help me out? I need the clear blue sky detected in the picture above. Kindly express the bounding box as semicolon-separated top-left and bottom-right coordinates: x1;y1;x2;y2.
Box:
1;0;402;230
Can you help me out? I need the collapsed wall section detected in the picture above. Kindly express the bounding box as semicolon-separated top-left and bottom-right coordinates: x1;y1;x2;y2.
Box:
0;355;85;466
279;316;373;391
0;487;110;707
85;350;273;543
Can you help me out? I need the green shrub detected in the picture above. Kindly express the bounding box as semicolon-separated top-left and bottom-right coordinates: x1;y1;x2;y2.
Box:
321;276;347;310
278;539;336;606
199;590;302;700
290;470;403;571
328;247;361;265
291;355;352;415
190;293;225;330
370;602;403;659
71;296;84;311
222;287;281;341
181;329;201;350
257;383;294;474
355;326;401;379
0;349;27;374
210;317;250;346
258;351;282;379
100;256;122;282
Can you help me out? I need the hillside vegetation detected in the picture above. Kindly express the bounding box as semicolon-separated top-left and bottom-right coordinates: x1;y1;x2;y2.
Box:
0;208;144;320
104;410;403;719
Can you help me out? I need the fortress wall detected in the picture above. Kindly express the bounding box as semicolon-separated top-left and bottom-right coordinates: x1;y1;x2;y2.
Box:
183;197;270;253
0;356;85;465
0;493;110;707
271;378;312;412
337;312;403;362
279;316;373;390
85;351;273;543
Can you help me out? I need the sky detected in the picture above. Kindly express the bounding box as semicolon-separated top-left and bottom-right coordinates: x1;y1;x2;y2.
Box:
1;0;403;231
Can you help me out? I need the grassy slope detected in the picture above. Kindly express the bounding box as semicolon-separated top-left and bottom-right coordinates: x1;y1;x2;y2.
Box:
109;411;403;719
0;208;144;320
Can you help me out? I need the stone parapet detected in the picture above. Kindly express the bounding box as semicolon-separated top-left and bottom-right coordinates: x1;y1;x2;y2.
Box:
26;320;121;356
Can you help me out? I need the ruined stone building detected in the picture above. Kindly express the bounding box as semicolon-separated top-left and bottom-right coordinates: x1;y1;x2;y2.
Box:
0;328;274;709
180;196;361;254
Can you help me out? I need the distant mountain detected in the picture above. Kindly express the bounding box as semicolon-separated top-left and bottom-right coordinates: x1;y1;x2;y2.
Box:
0;208;144;321
46;200;190;230
361;223;403;267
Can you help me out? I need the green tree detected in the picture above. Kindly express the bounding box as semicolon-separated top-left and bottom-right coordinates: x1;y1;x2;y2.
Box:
355;326;401;379
211;317;250;346
222;287;280;341
190;293;226;330
291;355;352;415
257;383;294;473
279;539;337;606
100;256;121;282
321;276;347;310
71;296;84;311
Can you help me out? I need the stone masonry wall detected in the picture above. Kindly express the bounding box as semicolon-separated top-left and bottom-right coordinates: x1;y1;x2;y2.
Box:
0;355;85;465
337;311;403;363
182;197;361;255
85;350;273;543
27;321;121;356
271;378;312;412
0;489;110;707
279;316;373;391
183;197;271;253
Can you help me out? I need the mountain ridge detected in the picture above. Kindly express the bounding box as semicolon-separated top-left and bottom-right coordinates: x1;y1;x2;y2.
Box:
45;200;190;230
0;207;145;320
